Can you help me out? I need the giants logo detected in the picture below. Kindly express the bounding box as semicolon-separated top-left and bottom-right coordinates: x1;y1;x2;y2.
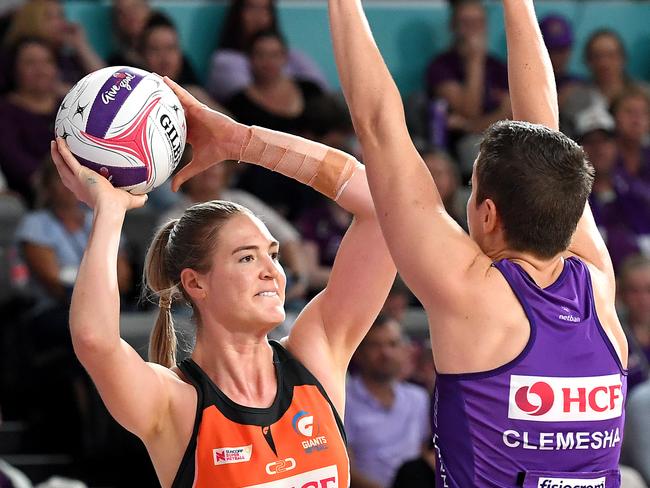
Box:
508;374;623;422
293;411;316;437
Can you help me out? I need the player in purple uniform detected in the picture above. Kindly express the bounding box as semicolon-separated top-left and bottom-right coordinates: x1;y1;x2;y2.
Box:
326;0;627;486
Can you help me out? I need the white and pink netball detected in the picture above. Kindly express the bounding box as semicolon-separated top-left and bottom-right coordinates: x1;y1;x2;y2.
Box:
55;66;186;194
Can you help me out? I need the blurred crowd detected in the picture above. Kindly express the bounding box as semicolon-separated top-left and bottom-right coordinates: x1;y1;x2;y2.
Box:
0;0;648;487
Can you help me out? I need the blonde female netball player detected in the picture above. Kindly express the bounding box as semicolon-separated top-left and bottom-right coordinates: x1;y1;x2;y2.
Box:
50;81;395;487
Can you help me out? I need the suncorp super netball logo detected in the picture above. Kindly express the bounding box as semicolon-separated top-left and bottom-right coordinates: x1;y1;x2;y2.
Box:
508;374;623;422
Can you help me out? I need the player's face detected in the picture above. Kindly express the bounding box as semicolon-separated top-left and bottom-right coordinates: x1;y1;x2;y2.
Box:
614;95;650;143
143;27;183;79
202;213;287;332
14;43;57;95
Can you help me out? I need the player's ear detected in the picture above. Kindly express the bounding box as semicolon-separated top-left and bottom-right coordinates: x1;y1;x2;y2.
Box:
482;198;499;234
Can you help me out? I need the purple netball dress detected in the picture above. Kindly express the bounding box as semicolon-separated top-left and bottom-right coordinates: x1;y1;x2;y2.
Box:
433;257;627;487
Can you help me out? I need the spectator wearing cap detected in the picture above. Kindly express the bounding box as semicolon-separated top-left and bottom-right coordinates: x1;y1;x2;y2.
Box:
576;105;650;271
563;30;650;137
539;14;583;112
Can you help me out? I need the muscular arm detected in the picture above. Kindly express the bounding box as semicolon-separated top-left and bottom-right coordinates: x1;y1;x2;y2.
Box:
71;203;174;441
327;0;488;312
502;0;614;283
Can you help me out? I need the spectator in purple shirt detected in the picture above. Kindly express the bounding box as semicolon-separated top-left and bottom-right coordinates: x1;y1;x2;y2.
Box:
617;255;650;389
207;0;328;102
613;88;650;188
0;37;60;205
345;315;431;488
577;105;650;271
425;0;510;173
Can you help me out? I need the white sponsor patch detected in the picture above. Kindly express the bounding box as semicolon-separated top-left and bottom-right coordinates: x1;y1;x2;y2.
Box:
537;476;606;488
212;445;252;465
244;465;338;488
508;374;623;422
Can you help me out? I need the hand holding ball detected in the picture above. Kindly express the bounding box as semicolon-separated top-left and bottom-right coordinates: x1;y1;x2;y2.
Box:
54;66;187;194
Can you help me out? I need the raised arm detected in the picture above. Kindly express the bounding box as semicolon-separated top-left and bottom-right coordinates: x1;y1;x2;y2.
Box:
50;139;179;442
502;0;613;280
327;0;488;311
504;0;558;129
164;78;396;413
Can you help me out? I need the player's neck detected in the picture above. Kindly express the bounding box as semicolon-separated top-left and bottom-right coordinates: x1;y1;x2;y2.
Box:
192;334;277;408
497;252;566;289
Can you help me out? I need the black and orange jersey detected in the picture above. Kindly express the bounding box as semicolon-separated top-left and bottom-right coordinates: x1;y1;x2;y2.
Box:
171;340;350;488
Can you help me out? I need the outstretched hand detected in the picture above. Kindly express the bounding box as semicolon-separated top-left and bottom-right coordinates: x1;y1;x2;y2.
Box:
163;77;248;192
50;138;147;212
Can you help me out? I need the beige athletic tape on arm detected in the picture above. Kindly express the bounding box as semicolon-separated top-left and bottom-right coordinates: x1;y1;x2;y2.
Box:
239;126;360;200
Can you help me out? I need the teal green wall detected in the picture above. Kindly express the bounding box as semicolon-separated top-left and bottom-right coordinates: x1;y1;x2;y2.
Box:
64;1;650;96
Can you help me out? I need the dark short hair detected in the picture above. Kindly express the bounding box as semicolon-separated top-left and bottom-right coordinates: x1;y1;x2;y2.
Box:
475;120;594;259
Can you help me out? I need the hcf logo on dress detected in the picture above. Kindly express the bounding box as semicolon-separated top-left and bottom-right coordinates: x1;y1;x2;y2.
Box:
508;374;623;422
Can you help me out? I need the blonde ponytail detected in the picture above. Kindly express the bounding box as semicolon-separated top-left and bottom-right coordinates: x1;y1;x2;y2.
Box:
144;220;179;368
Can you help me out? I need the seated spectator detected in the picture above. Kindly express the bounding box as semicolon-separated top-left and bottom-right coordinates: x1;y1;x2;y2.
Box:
538;14;584;122
159;163;309;308
425;0;510;174
2;0;105;93
422;149;469;230
613;88;650;186
345;315;431;488
577;105;650;271
108;0;153;67
140;14;226;112
617;255;650;384
563;30;650;134
0;37;61;205
621;377;650;485
207;0;328;102
14;161;131;454
297;199;351;291
227;29;327;217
